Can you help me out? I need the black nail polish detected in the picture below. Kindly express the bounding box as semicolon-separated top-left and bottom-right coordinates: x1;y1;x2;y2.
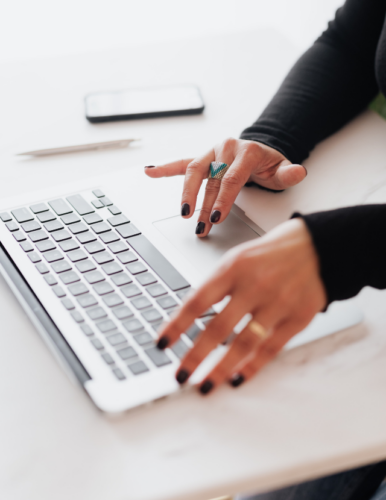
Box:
230;373;245;388
195;221;205;235
157;337;169;350
210;210;221;223
199;380;214;395
176;369;190;384
181;203;190;216
144;165;155;168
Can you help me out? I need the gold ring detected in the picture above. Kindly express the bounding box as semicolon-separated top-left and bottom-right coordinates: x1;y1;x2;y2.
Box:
248;320;268;340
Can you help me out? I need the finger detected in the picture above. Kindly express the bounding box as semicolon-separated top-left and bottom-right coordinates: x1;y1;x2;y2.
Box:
250;163;307;191
144;159;193;178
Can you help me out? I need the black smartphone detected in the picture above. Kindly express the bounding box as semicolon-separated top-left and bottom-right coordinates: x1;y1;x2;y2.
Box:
85;84;205;123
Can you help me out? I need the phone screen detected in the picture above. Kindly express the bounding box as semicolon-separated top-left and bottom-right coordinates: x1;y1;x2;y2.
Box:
85;85;204;122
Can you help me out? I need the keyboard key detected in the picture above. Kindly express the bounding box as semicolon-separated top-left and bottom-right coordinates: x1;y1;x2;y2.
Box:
70;310;84;323
66;194;94;216
112;367;126;380
111;273;132;286
20;241;33;252
131;296;152;310
108;332;127;346
84;270;105;284
13;231;26;242
49;199;72;216
84;241;104;254
136;273;157;286
108;241;127;254
59;271;80;285
29;230;48;242
112;305;134;320
68;282;88;296
0;212;12;222
52;285;66;298
11;207;34;223
92;222;111;234
44;220;64;232
80;324;93;336
67;249;87;262
147;284;167;298
91;338;104;350
151;321;164;333
102;293;123;308
44;249;63;263
157;296;178;309
52;229;71;242
44;274;58;286
51;260;72;273
134;331;154;346
144;346;171;367
93;281;114;295
186;322;203;342
83;213;103;225
77;294;98;308
76;231;97;244
28;252;41;263
30;203;48;214
87;306;107;321
97;319;117;333
101;262;122;275
76;260;97;273
93;251;114;265
116;223;141;239
37;211;56;223
117;346;137;360
59;239;79;252
142;308;163;323
61;213;80;225
123;318;144;333
92;189;105;198
101;197;113;206
36;263;49;274
121;284;141;298
107;214;129;227
128;360;149;375
92;199;104;209
99;232;119;244
176;287;193;300
108;205;121;215
101;352;115;365
171;338;190;359
6;221;18;232
36;240;56;253
61;298;75;310
126;261;147;275
69;222;88;235
21;220;41;232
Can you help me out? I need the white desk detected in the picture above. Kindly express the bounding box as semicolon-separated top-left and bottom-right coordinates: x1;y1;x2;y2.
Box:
2;30;386;500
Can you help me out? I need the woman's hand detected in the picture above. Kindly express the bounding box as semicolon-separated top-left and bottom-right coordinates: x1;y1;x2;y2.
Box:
145;138;307;237
157;218;327;394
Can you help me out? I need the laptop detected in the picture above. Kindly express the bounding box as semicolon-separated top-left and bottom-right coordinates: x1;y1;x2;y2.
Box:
0;165;363;413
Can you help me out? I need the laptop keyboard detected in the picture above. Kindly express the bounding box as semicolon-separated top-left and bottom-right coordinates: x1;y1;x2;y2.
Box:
0;190;213;382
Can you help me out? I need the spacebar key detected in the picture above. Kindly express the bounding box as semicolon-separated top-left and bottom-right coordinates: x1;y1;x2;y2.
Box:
66;194;94;215
128;234;190;291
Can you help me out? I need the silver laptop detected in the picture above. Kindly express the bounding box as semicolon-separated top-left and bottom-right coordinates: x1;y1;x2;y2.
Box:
0;165;362;413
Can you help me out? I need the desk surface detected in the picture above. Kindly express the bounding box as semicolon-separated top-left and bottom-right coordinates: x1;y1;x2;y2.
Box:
2;30;386;500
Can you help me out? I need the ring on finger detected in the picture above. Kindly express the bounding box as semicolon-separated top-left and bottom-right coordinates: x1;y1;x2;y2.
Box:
247;320;269;341
208;161;230;181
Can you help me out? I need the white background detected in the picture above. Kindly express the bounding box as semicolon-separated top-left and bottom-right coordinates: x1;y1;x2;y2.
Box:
1;0;343;64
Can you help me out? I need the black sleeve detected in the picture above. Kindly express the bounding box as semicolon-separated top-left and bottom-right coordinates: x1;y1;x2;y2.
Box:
240;0;386;164
292;205;386;304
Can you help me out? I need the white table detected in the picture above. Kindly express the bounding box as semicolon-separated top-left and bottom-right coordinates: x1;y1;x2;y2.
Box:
1;30;386;500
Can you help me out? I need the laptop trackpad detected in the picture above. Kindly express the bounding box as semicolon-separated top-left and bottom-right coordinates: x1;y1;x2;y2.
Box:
153;210;260;278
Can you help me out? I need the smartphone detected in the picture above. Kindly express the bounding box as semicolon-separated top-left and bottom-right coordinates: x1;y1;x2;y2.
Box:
85;84;205;123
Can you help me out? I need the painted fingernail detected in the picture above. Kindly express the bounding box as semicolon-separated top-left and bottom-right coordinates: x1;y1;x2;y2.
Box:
156;337;169;350
176;369;190;384
199;380;214;395
181;203;190;216
210;210;221;223
230;373;245;388
195;221;205;234
144;165;155;169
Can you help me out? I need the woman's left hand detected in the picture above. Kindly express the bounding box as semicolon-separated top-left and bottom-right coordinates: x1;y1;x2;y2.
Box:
157;218;327;394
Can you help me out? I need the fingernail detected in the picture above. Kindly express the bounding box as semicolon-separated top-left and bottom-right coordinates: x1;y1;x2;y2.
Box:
230;373;245;388
176;368;190;384
195;221;205;235
199;380;214;395
303;165;308;177
144;165;156;169
181;203;190;216
156;337;169;350
210;210;221;223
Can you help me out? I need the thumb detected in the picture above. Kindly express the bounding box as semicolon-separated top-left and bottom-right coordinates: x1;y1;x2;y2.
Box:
250;163;307;191
144;158;193;178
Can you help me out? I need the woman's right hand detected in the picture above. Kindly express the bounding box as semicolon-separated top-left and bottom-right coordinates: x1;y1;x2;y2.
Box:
145;138;307;237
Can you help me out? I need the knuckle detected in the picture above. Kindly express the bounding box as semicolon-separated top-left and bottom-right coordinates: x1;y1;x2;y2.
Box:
187;159;202;171
221;137;237;152
205;181;220;196
234;334;257;355
260;342;280;358
222;171;243;188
